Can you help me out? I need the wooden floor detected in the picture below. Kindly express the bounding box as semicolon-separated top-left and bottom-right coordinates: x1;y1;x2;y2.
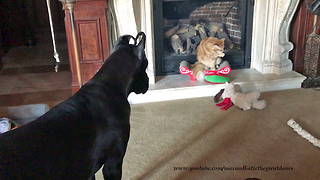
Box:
0;65;72;108
0;32;72;108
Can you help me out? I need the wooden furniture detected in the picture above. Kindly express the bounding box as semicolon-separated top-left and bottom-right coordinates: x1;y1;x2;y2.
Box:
63;0;110;93
290;0;320;76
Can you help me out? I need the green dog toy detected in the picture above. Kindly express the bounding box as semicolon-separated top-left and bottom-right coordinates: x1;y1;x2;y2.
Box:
205;75;229;84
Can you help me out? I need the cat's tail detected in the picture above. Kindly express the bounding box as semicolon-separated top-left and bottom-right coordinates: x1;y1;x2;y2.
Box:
191;61;206;81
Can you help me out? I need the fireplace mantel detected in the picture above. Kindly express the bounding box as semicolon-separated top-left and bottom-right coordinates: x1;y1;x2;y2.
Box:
251;0;300;75
111;0;301;84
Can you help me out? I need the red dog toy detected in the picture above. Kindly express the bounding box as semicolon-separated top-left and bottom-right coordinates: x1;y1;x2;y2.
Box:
179;61;231;81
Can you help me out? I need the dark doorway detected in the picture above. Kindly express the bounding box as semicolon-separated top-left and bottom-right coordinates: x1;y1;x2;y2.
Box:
153;0;254;75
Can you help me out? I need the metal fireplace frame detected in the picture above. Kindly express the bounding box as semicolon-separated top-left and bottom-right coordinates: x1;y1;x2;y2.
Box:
153;0;254;76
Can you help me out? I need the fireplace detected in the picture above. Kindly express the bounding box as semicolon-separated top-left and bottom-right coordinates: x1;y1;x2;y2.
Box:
110;0;301;84
153;0;254;75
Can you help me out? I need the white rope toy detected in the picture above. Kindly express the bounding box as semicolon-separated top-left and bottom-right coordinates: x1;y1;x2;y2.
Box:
46;0;60;72
287;119;320;148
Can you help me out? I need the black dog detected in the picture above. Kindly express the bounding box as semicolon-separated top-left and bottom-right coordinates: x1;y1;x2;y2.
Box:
0;32;149;180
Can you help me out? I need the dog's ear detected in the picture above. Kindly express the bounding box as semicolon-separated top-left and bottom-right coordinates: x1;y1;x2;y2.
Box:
134;32;146;60
113;35;136;52
130;32;149;95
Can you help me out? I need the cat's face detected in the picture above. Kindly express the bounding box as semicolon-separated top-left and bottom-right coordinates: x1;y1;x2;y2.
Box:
204;37;225;56
197;37;225;68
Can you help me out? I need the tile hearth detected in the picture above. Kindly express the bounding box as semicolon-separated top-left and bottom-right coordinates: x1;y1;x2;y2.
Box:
128;69;306;104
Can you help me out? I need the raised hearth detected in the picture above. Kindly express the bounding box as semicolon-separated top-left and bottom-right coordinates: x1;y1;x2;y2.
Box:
128;69;305;104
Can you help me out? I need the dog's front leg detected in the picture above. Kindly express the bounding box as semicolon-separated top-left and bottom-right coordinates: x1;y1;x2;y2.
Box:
102;134;129;180
102;159;123;180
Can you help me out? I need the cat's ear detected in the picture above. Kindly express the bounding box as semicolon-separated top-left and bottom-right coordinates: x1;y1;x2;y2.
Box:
220;38;226;42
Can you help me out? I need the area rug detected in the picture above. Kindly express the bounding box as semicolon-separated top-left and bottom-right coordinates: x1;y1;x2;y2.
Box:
95;88;320;180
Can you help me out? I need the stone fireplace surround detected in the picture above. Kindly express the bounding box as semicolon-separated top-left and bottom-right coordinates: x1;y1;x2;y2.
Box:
110;0;306;103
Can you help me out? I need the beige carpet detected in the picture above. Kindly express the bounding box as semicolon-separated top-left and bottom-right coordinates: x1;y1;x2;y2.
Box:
95;88;320;180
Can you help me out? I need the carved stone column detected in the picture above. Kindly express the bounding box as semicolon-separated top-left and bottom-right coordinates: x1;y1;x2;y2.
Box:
251;0;301;75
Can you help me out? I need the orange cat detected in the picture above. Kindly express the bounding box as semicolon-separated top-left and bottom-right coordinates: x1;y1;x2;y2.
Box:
192;37;225;81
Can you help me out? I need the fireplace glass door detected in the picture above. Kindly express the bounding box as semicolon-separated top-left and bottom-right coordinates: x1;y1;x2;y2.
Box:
153;0;254;75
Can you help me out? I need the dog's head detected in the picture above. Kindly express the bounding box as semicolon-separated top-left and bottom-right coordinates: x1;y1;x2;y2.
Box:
113;32;149;95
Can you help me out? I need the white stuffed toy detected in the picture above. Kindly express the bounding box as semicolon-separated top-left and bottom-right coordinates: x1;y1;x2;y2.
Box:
215;83;267;111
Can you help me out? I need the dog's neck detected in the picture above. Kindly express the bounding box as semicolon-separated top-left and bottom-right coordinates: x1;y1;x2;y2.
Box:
90;46;139;97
